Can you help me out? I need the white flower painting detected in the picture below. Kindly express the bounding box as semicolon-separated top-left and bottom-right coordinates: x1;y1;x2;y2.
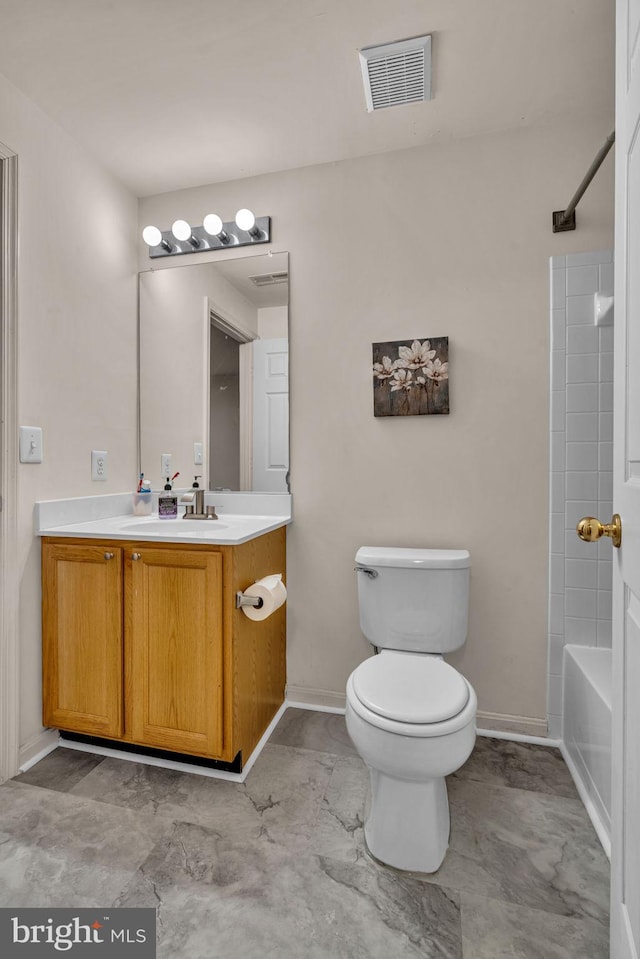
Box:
372;337;449;417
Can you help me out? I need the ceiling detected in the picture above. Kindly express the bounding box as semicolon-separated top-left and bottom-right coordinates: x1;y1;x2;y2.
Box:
0;0;614;198
215;251;288;308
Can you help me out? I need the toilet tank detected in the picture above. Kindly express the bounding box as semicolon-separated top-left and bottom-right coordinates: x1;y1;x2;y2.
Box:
355;546;471;653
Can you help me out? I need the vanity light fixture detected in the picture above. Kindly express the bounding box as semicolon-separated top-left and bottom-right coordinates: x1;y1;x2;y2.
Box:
203;213;231;245
142;224;172;253
142;209;271;258
235;208;262;239
171;219;201;247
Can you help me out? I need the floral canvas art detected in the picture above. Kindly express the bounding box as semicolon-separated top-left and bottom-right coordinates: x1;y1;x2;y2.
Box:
372;337;449;417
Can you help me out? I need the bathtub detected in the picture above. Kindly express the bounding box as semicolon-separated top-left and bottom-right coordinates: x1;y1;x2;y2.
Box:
562;644;612;856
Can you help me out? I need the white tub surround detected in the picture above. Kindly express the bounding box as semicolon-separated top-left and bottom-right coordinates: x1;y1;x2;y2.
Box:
561;644;611;856
548;251;614;738
35;492;292;545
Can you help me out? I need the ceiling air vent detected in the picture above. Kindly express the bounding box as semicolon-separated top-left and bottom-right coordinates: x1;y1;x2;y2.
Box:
249;272;288;287
359;35;431;112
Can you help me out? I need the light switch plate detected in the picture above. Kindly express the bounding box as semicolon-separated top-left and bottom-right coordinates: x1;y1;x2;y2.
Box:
19;426;43;463
194;442;203;466
91;450;108;481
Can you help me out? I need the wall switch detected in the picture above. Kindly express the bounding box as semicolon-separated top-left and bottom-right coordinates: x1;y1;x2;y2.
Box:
194;442;203;466
19;426;43;463
160;453;172;481
91;450;108;481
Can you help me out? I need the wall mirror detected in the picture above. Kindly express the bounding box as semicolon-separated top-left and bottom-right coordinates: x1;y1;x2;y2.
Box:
138;251;289;493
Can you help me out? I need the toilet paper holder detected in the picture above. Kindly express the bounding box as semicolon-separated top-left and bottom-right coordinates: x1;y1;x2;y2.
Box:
235;591;264;609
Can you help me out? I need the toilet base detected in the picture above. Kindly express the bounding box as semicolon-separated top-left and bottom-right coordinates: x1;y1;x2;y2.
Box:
364;769;450;873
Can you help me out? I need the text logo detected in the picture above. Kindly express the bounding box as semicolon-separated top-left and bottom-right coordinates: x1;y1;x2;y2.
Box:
0;908;156;956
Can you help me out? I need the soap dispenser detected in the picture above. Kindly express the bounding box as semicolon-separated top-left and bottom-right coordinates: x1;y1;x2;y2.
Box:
158;476;178;519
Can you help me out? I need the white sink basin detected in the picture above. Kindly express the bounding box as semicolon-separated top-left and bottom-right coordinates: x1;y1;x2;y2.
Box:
122;520;228;533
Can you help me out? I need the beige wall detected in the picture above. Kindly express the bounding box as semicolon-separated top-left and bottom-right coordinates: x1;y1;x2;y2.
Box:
140;115;614;732
0;72;138;759
258;306;288;339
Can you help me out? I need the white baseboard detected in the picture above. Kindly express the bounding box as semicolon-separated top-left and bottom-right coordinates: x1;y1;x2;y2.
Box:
57;703;290;785
286;699;346;715
59;738;249;783
19;704;556;788
18;728;59;772
285;685;347;712
284;688;551;741
476;710;548;739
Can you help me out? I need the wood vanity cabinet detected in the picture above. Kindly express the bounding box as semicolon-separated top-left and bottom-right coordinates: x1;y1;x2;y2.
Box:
41;528;286;768
42;542;125;739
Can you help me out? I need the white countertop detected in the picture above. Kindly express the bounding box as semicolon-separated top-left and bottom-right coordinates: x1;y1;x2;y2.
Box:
35;492;292;545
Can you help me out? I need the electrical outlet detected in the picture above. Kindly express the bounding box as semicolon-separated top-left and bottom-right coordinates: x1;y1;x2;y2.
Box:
91;450;108;482
161;453;172;481
194;442;203;466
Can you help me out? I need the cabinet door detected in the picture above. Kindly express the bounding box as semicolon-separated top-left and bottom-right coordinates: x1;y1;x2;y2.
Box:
42;543;123;737
127;548;224;757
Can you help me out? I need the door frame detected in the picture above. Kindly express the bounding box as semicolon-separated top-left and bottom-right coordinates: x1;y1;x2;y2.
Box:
0;141;19;783
206;297;256;491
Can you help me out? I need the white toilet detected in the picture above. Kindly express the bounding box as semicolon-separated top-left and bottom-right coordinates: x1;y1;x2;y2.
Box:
346;546;477;873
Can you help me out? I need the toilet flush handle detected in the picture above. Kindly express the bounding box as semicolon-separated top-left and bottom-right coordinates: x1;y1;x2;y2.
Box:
354;566;378;579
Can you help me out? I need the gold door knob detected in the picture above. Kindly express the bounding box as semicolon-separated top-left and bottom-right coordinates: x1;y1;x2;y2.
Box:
576;513;622;548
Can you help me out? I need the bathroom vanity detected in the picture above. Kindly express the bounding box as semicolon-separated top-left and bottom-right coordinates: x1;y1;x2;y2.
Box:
37;251;292;771
38;495;290;771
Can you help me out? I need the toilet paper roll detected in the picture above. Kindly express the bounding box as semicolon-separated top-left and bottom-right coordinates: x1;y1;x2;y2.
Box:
241;573;287;621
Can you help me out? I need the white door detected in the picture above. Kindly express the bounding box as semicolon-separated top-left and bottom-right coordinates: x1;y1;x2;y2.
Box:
252;338;289;492
611;2;640;955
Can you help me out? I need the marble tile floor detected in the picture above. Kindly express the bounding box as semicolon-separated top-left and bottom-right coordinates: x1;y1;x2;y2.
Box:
1;708;609;958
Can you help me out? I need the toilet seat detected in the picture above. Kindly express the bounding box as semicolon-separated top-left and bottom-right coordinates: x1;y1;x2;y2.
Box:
353;651;469;724
347;652;476;738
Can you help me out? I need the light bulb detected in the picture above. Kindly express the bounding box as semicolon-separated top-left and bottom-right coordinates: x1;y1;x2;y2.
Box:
203;213;224;236
171;219;192;241
235;208;256;232
142;225;162;246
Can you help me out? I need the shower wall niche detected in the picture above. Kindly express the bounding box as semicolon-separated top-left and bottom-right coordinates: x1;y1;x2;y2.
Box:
547;250;614;739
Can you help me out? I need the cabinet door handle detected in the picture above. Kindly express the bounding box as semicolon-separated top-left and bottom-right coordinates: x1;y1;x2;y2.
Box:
104;552;114;560
131;552;141;561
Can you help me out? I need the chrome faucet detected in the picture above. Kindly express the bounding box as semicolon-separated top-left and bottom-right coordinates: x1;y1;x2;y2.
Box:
180;477;218;520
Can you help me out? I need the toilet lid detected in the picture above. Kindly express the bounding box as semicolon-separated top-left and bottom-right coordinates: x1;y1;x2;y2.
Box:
352;653;470;724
